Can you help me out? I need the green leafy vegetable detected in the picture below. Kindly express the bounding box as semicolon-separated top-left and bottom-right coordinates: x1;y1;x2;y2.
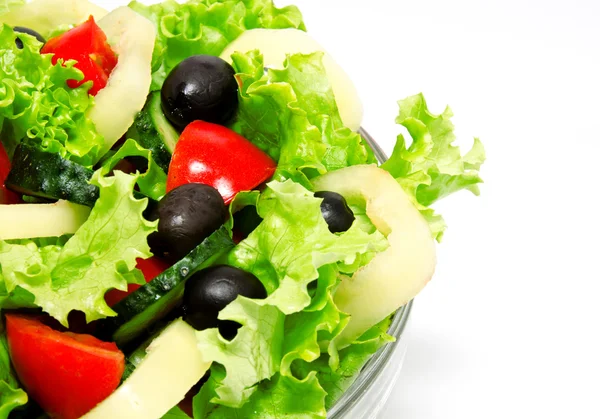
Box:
0;333;27;418
381;93;486;241
232;51;373;187
197;372;327;419
196;297;285;408
161;407;191;418
193;180;386;414
0;171;157;325
292;317;394;410
228;179;387;314
0;24;103;166
128;0;305;91
99;139;167;201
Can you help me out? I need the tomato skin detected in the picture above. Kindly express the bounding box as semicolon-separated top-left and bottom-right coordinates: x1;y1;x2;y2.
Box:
167;121;277;204
0;142;21;204
104;257;170;307
41;16;117;96
5;314;125;419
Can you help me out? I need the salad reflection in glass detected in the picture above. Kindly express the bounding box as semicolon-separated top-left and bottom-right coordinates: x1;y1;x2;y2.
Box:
0;0;486;418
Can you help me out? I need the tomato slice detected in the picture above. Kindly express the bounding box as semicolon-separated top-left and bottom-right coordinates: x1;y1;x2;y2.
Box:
167;121;277;204
42;16;118;96
0;142;21;204
5;314;125;419
104;257;170;307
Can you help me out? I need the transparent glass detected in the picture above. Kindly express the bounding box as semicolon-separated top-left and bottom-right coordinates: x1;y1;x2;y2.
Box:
329;129;413;419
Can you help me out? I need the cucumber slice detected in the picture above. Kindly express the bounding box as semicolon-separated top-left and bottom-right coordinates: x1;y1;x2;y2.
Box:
5;143;99;207
99;227;234;346
81;319;211;419
127;92;180;173
0;200;90;240
88;7;156;158
313;165;437;348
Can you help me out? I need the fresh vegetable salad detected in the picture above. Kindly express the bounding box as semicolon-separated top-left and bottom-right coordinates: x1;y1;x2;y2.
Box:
0;0;486;418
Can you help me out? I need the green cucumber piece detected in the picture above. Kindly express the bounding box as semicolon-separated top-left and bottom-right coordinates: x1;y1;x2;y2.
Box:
127;92;179;173
100;226;234;346
5;143;99;206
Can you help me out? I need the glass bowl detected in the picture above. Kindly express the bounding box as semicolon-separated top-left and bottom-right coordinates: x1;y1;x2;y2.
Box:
328;129;414;419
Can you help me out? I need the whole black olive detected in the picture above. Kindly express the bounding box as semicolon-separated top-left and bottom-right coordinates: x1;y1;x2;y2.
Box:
14;26;46;50
161;55;239;131
183;265;267;338
148;183;228;261
314;191;355;233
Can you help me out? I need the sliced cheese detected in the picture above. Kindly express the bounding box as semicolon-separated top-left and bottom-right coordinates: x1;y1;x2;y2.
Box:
82;319;211;419
0;0;107;38
314;165;437;348
220;28;364;132
0;200;90;240
88;7;156;157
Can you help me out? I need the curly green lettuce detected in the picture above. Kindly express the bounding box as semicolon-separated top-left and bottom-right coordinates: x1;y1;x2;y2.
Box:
99;139;167;201
232;50;374;188
128;0;305;91
381;94;486;241
191;180;386;414
195;371;327;419
0;170;157;326
0;24;103;166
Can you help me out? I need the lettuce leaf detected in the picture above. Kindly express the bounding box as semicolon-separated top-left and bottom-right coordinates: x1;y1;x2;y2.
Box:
99;139;167;201
196;372;327;419
228;180;387;315
196;297;285;407
0;24;103;166
232;51;373;187
193;180;386;413
161;407;191;418
381;93;486;241
0;333;27;418
0;171;157;325
128;0;305;91
291;316;394;410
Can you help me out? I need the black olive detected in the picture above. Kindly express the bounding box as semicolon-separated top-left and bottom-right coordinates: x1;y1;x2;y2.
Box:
13;26;46;50
161;55;239;131
183;265;267;337
232;205;262;238
148;183;227;261
314;191;355;233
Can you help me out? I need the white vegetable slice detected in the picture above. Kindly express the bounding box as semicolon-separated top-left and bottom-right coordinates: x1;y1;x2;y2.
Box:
0;0;107;37
0;200;90;240
313;165;437;348
88;7;156;157
82;319;211;419
220;28;364;132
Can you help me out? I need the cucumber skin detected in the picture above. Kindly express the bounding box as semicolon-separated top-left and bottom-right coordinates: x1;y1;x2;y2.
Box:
5;143;99;206
127;92;179;174
99;226;235;346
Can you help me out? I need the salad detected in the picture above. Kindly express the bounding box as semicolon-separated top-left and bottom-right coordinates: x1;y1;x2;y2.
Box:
0;0;486;418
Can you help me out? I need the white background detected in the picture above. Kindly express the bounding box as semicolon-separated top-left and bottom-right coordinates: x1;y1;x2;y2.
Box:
101;0;600;417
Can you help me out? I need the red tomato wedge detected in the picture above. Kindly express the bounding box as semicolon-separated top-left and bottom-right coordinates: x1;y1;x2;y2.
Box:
0;142;21;204
5;314;125;419
167;121;277;204
104;256;170;307
42;16;118;96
